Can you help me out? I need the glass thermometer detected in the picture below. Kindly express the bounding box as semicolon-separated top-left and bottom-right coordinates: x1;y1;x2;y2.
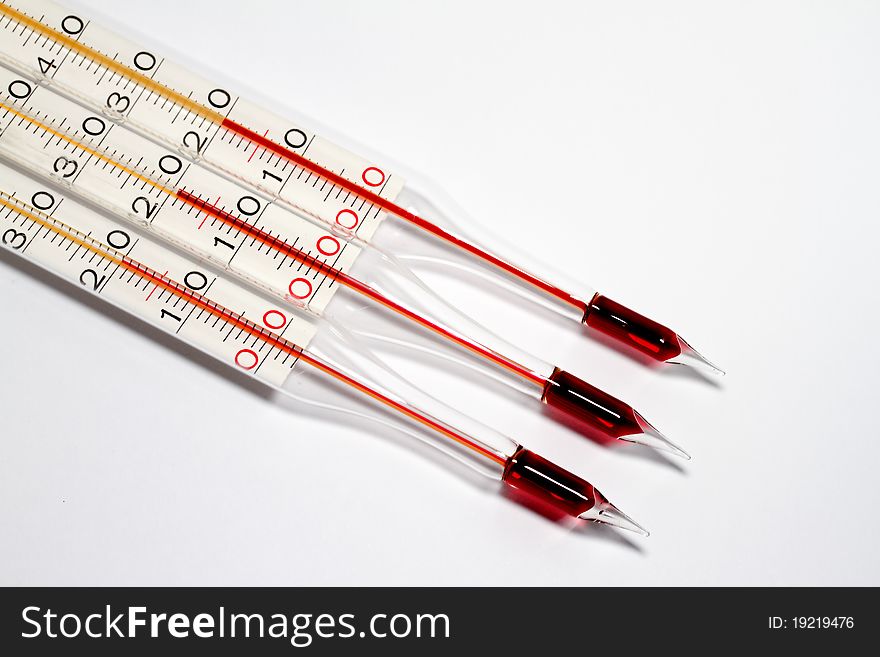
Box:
0;0;723;375
0;161;648;535
0;63;689;458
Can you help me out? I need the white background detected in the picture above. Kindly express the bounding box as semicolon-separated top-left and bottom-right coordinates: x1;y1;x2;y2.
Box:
1;0;878;585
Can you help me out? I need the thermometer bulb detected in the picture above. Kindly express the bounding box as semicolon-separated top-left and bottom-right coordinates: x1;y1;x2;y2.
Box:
542;369;689;459
584;294;724;375
502;448;648;534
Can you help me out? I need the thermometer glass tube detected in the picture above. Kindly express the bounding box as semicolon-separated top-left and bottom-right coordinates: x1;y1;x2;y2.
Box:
0;70;689;458
0;172;647;535
0;0;722;376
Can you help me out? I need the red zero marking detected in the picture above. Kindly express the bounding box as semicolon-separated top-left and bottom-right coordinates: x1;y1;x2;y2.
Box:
316;235;340;256
235;349;259;370
262;309;287;330
361;167;385;187
335;208;359;230
288;277;313;299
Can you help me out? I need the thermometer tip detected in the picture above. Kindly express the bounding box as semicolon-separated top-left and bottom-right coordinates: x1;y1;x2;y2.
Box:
668;337;725;376
580;500;650;537
626;411;692;460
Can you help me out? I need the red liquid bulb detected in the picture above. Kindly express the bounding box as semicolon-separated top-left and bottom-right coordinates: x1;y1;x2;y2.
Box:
502;448;648;534
542;368;642;439
502;447;598;517
541;369;689;458
584;294;682;362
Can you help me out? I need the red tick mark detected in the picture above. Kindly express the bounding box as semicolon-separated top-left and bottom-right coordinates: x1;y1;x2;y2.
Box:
145;270;169;301
198;196;222;230
247;129;270;163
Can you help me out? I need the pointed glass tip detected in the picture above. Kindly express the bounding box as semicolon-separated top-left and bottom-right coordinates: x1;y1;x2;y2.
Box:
627;410;691;460
580;500;649;537
668;336;725;376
